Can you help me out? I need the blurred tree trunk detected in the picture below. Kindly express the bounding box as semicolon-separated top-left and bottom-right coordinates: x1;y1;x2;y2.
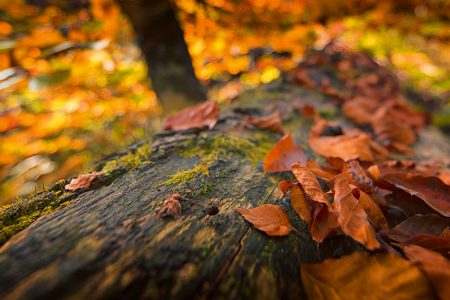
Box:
117;0;206;112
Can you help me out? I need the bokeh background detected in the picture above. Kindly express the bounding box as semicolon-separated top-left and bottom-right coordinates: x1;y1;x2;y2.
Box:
0;0;449;204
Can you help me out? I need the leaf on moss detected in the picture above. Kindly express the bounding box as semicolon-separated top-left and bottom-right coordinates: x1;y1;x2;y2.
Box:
65;172;101;191
237;204;292;236
161;100;219;132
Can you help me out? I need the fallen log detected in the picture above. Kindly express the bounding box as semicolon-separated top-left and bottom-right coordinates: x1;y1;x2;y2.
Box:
0;48;449;300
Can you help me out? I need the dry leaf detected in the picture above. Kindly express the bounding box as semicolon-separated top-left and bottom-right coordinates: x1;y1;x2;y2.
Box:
291;163;329;205
161;100;219;131
309;134;375;161
352;187;389;232
404;234;450;257
403;245;450;300
309;203;339;243
245;112;284;135
382;173;450;217
333;173;380;250
390;214;450;243
342;97;378;125
301;251;433;300
290;184;313;224
156;193;182;218
278;180;295;197
305;160;338;181
372;107;416;146
236;204;292;236
263;133;307;173
65;172;101;191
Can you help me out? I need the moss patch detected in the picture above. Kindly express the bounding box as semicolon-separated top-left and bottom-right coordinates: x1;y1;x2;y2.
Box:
162;164;210;186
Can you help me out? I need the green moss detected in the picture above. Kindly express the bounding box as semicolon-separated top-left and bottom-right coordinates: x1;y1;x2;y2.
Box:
100;142;152;173
162;164;210;186
0;192;74;246
181;133;274;166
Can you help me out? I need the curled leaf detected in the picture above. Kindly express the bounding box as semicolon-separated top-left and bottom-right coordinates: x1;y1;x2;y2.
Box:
263;133;307;173
161;100;219;132
290;184;313;225
333;173;380;250
65;172;101;191
301;251;433;300
352;187;389;232
291;163;329;205
278;180;295;198
156;193;182;218
236;204;292;236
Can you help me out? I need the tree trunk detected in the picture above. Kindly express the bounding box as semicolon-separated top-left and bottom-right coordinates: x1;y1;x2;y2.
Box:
1;51;449;299
118;0;206;112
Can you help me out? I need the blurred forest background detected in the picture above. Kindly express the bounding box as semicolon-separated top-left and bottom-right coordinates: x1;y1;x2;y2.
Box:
0;0;449;204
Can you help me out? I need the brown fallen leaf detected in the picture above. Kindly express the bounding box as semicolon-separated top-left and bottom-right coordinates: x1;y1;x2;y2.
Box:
263;133;307;173
404;234;450;257
309;134;376;162
161;100;219;132
382;173;450;217
403;245;450;300
305;160;338;181
290;184;313;225
372;107;416;147
309;203;339;243
333;173;380;250
390;214;450;243
291;163;329;205
345;160;375;193
351;187;389;232
245;112;284;135
156;193;182;218
65;172;101;191
236;204;292;236
301;251;433;300
342;96;378;125
278;180;295;197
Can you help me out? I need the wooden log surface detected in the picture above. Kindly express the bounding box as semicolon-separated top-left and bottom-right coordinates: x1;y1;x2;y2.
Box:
1;52;449;299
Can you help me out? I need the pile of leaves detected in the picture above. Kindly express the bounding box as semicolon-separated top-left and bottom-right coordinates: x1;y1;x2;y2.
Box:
160;44;449;299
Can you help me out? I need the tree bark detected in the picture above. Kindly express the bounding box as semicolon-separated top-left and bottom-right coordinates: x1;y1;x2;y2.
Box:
118;0;206;112
1;51;449;299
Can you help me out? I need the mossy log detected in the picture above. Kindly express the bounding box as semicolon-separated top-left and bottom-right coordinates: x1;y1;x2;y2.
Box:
1;76;449;299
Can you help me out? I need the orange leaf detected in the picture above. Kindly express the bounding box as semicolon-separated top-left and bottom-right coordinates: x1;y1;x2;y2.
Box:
351;186;389;232
161;100;219;132
382;173;450;217
278;180;295;197
403;245;450;300
372;107;416;146
342;97;378;125
291;163;329;205
65;172;101;192
333;173;380;250
263;133;307;173
290;184;313;224
301;251;433;300
236;204;292;236
309;203;339;243
305;160;338;181
245;112;284;135
309;134;375;161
